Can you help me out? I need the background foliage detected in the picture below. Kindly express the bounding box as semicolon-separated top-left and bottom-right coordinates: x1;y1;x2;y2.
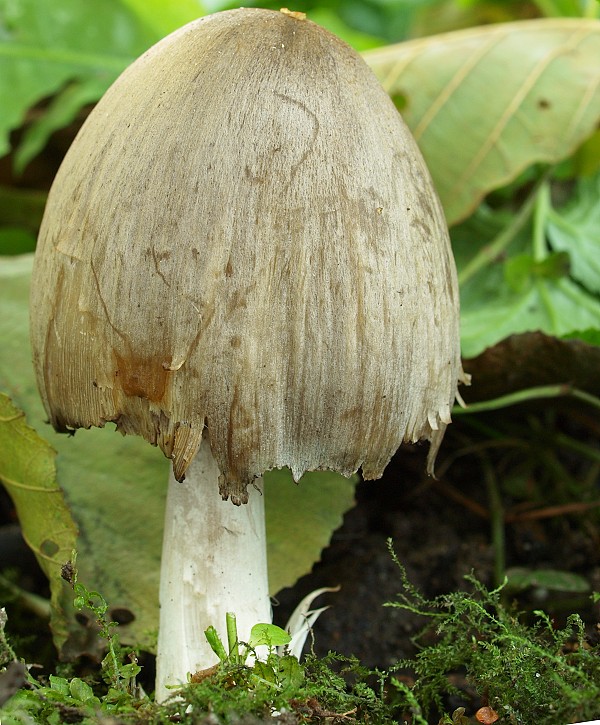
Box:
0;0;599;680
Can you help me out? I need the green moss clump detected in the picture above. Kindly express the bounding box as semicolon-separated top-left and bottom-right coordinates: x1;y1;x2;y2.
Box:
386;540;600;724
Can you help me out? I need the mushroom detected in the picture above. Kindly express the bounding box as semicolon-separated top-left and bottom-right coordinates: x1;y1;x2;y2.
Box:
29;7;468;699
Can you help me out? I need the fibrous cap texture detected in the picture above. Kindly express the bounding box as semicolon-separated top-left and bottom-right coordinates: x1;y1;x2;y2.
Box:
30;8;467;504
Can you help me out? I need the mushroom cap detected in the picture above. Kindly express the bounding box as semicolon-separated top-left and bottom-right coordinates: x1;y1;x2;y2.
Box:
30;8;466;504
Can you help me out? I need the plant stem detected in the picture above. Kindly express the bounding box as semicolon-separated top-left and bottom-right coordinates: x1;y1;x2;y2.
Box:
155;436;270;701
452;384;600;416
482;457;505;588
0;573;51;620
532;181;551;262
457;177;543;286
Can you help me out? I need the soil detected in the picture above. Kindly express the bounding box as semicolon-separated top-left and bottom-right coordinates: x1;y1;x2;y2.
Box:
274;443;497;669
274;419;600;667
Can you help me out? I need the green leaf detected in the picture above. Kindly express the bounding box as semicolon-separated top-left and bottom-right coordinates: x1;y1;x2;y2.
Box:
0;392;77;652
48;675;70;696
276;655;304;691
562;328;600;346
252;660;277;684
503;251;570;293
117;662;141;679
547;170;600;294
118;0;205;36
364;19;600;225
248;623;291;649
0;227;36;255
506;567;590;593
266;468;357;593
68;678;95;703
0;0;157;160
0;254;356;655
456;179;600;358
307;8;385;51
13;78;108;174
461;265;600;358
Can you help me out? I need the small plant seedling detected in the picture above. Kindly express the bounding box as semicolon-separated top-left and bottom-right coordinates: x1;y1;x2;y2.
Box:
64;559;141;698
204;612;292;666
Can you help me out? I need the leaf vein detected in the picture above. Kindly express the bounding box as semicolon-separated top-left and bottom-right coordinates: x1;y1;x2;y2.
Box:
413;32;507;141
0;474;61;493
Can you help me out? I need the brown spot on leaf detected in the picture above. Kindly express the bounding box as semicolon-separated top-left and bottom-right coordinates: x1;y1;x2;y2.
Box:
40;539;59;557
61;561;76;585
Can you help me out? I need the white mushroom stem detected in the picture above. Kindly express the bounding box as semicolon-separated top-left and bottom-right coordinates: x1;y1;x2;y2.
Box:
155;436;271;701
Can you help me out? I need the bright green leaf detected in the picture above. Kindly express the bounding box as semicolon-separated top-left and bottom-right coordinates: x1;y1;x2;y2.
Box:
455;175;600;358
364;19;600;225
0;0;157;159
248;623;291;649
119;0;205;36
461;272;600;358
48;675;69;696
68;677;95;703
308;8;385;51
117;662;141;679
0;254;356;655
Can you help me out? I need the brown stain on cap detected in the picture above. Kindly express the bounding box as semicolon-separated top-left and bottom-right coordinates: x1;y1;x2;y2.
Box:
114;351;170;402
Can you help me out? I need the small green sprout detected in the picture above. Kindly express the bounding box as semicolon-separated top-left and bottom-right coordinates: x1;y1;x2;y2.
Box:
204;611;291;666
64;556;141;697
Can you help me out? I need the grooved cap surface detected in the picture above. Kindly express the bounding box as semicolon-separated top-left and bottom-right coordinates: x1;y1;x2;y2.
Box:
30;8;466;503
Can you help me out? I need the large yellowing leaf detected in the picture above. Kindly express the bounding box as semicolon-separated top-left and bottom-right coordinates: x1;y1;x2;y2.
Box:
364;19;600;225
0;255;355;655
0;392;78;651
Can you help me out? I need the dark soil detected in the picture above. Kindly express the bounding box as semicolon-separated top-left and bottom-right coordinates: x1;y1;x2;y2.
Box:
274;443;497;669
277;436;599;659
